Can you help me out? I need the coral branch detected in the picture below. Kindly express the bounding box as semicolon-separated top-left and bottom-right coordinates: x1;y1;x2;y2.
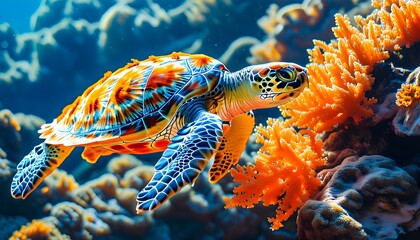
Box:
225;119;326;230
281;0;420;133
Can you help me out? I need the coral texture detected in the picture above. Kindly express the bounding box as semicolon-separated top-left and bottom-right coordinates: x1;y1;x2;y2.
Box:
10;219;69;240
396;67;420;108
394;66;420;136
225;119;326;230
298;155;419;239
248;0;369;65
228;0;420;234
281;0;420;133
50;202;112;239
41;169;79;199
13;155;243;238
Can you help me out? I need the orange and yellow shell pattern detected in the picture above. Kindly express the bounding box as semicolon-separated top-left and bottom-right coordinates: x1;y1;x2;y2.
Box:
39;52;227;159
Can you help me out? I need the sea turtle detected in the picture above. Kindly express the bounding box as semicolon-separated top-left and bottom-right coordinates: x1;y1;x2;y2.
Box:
11;52;308;212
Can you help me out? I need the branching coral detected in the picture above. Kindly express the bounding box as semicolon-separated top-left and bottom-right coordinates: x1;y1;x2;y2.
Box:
281;0;420;133
281;14;384;132
227;0;420;232
225;119;326;230
368;0;420;51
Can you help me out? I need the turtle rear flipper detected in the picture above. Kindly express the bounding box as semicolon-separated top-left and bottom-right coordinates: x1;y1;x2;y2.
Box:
136;110;223;213
11;143;74;199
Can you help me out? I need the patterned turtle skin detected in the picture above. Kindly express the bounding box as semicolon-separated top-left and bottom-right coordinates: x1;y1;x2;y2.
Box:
11;52;308;213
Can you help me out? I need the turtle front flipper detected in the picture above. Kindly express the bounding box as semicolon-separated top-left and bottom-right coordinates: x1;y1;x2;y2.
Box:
136;110;223;213
11;143;74;199
209;111;255;183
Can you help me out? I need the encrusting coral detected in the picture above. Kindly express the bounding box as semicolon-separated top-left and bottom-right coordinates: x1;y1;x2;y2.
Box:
394;66;420;136
396;66;420;108
225;119;326;230
298;155;419;239
50;202;112;239
106;154;143;177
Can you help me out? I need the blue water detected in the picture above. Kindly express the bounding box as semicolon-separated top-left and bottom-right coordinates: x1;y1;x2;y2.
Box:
2;0;419;239
0;0;41;33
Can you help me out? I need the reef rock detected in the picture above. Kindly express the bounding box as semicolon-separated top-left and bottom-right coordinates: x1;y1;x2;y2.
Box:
297;155;419;240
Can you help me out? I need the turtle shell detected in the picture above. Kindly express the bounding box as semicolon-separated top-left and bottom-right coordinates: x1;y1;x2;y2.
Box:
39;52;227;147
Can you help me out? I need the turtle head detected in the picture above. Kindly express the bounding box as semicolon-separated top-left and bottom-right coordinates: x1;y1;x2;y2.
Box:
246;62;308;107
219;62;308;120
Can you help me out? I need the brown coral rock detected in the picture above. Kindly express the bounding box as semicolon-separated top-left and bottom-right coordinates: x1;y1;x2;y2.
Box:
298;200;368;240
298;155;419;239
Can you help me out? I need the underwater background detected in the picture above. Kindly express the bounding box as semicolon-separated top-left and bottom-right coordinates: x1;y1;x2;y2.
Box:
0;0;419;239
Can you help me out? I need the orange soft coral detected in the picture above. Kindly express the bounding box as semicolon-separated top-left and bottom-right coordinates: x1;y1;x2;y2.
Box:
369;0;420;50
226;0;420;231
281;0;420;133
10;220;53;240
225;119;326;230
280;14;385;132
396;66;420;107
396;84;420;108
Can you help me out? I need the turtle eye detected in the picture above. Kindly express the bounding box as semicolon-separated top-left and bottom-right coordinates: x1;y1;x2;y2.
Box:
276;67;296;82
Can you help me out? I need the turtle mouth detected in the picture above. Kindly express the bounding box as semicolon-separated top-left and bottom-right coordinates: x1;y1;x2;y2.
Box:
260;93;277;100
260;91;302;103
